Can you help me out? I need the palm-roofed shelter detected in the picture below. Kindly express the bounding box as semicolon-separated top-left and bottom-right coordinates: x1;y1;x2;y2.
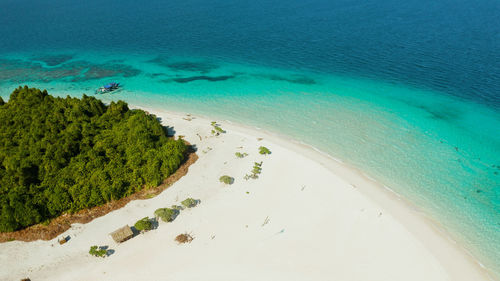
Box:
110;225;133;243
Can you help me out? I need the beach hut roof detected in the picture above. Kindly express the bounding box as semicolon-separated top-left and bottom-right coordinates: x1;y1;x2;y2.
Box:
110;225;133;243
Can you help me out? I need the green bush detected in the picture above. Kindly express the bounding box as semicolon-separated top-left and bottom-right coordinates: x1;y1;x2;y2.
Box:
235;152;248;158
210;121;225;135
219;175;234;185
171;205;183;211
214;126;224;133
244;174;258;180
181;198;198;208
259;146;271;155
154;208;178;222
134;217;153;231
244;162;263;180
89;245;107;257
0;87;188;232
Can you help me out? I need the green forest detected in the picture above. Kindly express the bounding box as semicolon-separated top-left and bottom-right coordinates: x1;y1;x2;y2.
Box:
0;86;188;232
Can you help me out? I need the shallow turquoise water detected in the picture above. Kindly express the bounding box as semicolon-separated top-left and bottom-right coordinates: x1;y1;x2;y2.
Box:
1;0;499;276
0;50;498;276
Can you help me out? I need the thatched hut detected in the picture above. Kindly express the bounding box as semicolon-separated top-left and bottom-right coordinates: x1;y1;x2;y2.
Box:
110;225;133;243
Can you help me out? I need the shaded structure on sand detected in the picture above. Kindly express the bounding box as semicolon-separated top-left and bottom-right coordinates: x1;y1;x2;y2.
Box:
110;225;133;243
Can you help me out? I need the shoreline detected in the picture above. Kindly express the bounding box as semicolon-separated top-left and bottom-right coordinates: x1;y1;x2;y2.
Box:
0;106;494;280
141;106;494;280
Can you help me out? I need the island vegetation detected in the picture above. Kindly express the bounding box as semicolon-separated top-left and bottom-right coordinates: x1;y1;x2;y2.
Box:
0;86;188;232
154;208;179;222
219;175;234;185
154;198;198;223
181;198;199;208
210;121;225;136
259;146;271;155
235;152;248;158
89;245;108;257
134;217;153;231
244;162;263;180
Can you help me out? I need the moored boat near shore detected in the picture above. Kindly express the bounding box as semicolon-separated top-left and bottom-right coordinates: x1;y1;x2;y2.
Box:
95;82;120;94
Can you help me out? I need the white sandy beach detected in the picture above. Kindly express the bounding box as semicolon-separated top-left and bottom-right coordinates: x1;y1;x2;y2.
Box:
0;108;492;281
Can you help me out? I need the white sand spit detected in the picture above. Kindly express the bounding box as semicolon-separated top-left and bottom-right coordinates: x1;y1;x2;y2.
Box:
0;108;491;281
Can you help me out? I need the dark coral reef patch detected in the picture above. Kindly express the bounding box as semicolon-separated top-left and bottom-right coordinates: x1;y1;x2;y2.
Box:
167;61;219;74
147;56;219;74
168;75;235;83
0;57;141;83
31;54;75;67
401;99;462;122
258;74;316;85
70;61;141;82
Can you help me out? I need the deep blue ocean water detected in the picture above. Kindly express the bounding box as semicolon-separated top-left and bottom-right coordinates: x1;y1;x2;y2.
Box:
0;0;499;277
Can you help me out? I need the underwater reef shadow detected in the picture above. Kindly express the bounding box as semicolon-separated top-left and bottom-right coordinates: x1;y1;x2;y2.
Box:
30;53;75;67
146;55;219;74
396;97;463;122
254;73;316;85
0;57;141;83
162;75;236;83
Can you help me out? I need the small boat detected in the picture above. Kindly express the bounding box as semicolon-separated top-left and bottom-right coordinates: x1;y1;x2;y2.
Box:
95;82;120;94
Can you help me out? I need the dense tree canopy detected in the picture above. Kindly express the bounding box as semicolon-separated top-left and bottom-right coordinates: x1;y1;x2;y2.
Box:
0;86;187;232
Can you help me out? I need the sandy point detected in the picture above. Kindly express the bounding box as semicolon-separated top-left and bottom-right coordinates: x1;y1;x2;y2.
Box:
0;106;492;281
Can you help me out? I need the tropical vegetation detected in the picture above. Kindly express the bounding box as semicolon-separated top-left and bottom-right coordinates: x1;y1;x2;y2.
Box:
134;217;153;231
154;208;179;222
89;245;107;257
219;175;234;185
235;152;248;158
259;146;271;155
244;162;262;180
210;121;225;136
181;198;198;208
0;86;188;232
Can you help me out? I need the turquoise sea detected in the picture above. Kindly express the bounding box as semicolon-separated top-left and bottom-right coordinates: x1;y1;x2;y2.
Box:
1;0;499;277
